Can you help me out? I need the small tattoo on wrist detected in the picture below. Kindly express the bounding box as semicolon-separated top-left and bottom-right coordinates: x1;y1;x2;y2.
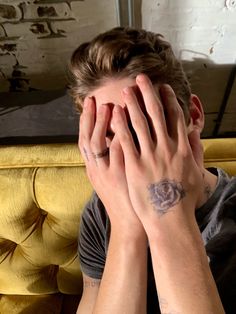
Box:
84;280;100;288
159;296;180;314
147;179;185;216
83;147;89;161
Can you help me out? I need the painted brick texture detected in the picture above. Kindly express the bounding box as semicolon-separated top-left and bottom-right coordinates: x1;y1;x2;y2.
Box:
142;0;236;137
0;0;117;92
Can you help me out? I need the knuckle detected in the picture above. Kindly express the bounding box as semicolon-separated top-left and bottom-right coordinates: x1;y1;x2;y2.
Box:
133;115;146;128
181;146;191;158
90;139;100;151
120;132;131;144
80;134;90;146
110;142;119;154
96;110;105;122
155;103;163;115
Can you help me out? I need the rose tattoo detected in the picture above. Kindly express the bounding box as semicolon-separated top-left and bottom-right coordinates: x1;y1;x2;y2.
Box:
148;179;185;215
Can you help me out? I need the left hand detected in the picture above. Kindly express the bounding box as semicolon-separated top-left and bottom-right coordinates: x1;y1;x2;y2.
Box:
113;74;205;227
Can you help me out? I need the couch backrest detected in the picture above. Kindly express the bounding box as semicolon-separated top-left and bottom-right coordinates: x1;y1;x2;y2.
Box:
0;139;235;296
202;138;236;176
0;144;92;295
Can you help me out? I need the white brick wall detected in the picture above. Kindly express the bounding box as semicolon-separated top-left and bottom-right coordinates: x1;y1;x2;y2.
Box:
0;0;235;137
20;3;72;20
0;3;22;22
142;0;236;64
142;0;236;137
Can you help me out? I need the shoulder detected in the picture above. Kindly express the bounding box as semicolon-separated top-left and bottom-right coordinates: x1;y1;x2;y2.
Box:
78;192;110;279
80;192;109;231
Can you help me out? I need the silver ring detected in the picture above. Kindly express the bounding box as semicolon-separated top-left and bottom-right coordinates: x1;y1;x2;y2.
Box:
92;147;109;159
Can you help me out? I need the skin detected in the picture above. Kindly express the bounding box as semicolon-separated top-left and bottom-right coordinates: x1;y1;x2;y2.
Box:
77;74;224;314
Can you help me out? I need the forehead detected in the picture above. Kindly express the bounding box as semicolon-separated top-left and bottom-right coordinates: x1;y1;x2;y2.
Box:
88;77;161;108
88;77;136;107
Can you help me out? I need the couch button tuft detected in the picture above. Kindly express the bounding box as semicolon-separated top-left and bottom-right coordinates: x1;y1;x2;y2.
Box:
40;209;48;216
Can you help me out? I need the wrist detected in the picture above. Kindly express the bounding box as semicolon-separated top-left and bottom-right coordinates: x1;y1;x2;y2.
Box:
110;223;147;244
148;220;207;269
142;203;198;243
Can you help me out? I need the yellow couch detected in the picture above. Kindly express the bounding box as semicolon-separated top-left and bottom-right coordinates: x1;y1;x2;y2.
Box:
0;138;235;314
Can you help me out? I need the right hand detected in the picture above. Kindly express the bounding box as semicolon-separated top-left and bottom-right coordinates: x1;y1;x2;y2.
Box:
79;96;145;236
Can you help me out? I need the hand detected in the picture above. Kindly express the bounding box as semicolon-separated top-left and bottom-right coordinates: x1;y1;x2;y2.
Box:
79;96;145;236
113;74;205;227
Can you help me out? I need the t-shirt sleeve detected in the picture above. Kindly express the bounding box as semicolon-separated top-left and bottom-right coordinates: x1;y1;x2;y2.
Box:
78;192;109;279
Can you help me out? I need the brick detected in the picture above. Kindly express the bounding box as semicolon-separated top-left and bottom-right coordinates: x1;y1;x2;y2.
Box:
167;0;225;10
71;0;117;20
30;22;50;35
20;2;72;20
4;22;50;38
37;21;66;38
34;0;84;4
0;24;6;37
0;53;15;70
0;42;17;52
0;4;21;22
224;0;236;10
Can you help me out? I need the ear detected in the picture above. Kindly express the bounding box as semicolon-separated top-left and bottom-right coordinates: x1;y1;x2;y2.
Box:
187;94;205;133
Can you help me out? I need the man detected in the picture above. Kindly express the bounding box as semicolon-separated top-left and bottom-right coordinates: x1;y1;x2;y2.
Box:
69;27;235;313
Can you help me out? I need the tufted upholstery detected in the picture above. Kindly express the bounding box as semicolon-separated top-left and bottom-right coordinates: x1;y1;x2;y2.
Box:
0;144;93;313
0;138;235;313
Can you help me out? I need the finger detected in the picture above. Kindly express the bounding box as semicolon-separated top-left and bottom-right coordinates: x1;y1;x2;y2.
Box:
122;86;154;154
175;100;190;152
109;134;124;170
159;84;179;139
136;74;169;146
90;104;110;168
79;97;96;165
113;105;138;165
159;84;190;152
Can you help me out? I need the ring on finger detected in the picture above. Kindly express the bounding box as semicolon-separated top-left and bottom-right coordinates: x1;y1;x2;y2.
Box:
92;147;109;159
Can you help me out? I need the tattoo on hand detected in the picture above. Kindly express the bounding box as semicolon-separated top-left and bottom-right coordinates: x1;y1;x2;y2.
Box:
84;279;100;288
148;179;185;216
159;296;180;314
83;147;89;161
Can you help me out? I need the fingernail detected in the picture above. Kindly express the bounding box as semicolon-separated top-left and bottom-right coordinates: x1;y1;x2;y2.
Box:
162;84;171;91
113;105;120;113
83;99;88;108
122;87;129;95
136;74;145;83
83;97;92;108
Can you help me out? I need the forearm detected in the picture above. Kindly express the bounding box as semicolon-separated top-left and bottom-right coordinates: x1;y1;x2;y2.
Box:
146;210;225;314
93;226;148;314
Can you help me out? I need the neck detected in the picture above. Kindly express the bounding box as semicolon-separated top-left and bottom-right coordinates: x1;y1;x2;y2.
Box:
197;168;218;209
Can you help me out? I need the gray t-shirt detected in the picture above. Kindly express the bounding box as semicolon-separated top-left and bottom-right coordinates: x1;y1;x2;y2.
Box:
78;168;236;313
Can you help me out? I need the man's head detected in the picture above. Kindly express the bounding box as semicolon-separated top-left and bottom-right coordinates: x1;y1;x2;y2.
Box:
69;27;193;118
69;27;204;135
